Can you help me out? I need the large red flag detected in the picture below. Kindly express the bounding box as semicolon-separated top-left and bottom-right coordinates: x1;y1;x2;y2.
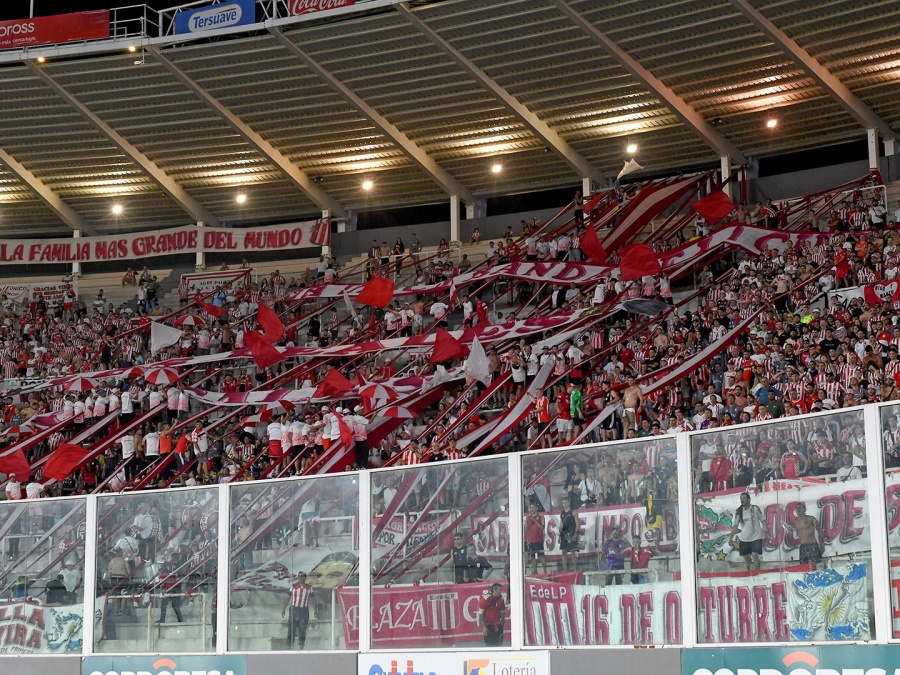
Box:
195;295;227;318
691;190;734;224
314;367;354;399
257;304;285;344
0;447;31;481
863;281;900;306
356;275;395;308
429;328;468;364
245;330;285;369
43;443;87;482
579;225;607;264
619;243;662;281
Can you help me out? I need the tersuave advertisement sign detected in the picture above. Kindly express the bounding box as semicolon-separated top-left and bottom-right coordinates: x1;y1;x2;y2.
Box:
681;646;900;675
83;656;247;675
175;0;256;35
0;11;110;50
0;219;329;265
360;651;549;675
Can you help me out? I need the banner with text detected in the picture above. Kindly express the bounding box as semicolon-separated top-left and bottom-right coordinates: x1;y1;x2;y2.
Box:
0;220;326;266
175;0;255;34
0;600;100;654
525;564;868;646
180;268;251;296
360;651;549;675
0;11;109;51
697;476;890;563
0;281;76;306
291;0;355;16
336;581;509;648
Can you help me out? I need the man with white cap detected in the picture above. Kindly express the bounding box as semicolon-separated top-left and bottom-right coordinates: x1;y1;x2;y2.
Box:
321;406;337;451
350;405;372;469
5;473;21;500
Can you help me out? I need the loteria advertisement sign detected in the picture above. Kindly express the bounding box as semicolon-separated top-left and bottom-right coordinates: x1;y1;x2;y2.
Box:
291;0;356;16
0;220;326;266
360;651;550;675
0;11;109;50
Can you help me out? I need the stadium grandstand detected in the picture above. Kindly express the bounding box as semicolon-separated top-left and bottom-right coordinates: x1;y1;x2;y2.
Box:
1;0;900;673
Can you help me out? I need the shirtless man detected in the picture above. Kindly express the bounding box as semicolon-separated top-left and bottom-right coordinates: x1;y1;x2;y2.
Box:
794;502;825;567
621;377;644;435
597;452;620;505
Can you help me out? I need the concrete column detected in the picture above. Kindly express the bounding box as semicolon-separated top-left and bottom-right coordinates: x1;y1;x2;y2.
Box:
195;221;206;270
868;128;879;170
72;229;82;277
450;195;461;244
581;176;592;198
720;155;732;199
321;210;332;258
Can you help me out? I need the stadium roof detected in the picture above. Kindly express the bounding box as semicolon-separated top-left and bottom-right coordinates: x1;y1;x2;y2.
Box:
0;0;898;237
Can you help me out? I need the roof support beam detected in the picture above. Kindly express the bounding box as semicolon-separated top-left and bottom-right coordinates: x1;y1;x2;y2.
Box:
25;60;221;227
148;45;348;220
267;28;476;207
727;0;896;141
397;3;605;185
551;0;747;165
0;148;96;235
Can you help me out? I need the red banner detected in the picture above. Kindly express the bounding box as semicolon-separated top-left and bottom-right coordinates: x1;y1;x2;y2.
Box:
336;581;509;648
863;281;900;305
290;0;355;16
0;11;109;51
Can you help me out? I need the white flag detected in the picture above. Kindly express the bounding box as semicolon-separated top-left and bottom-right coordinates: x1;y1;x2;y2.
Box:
150;321;184;355
617;158;644;179
343;289;358;319
465;336;491;386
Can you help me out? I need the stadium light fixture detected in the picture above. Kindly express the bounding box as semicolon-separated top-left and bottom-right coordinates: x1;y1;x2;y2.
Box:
236;193;247;205
767;118;778;128
491;163;503;174
36;56;45;64
128;46;137;53
362;179;374;191
111;204;123;216
626;143;638;154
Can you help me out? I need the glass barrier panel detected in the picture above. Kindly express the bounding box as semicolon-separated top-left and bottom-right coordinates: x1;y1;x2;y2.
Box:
0;496;88;655
692;410;872;643
370;456;511;649
228;474;359;651
521;437;681;646
93;486;218;653
880;403;900;639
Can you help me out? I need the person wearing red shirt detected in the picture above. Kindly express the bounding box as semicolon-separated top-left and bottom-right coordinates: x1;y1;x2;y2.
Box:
556;388;573;442
628;535;654;583
524;503;547;575
478;583;506;646
707;445;732;492
781;443;807;479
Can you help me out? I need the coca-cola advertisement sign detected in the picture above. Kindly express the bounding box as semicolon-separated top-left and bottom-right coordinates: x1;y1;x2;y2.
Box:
290;0;356;16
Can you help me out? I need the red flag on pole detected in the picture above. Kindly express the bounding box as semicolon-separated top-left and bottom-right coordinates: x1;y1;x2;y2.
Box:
0;447;31;481
356;275;395;308
257;304;285;344
314;367;354;399
579;225;607;264
43;443;87;482
195;295;227;318
330;407;354;448
244;330;285;369
690;190;735;224
619;243;662;281
429;328;468;364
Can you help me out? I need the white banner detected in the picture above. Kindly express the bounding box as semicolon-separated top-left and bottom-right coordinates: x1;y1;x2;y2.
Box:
0;281;76;306
525;564;868;646
359;651;550;675
0;600;100;654
180;268;250;296
697;476;882;563
0;220;327;265
472;500;680;558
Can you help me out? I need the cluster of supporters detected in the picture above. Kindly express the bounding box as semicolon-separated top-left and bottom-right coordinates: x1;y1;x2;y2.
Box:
0;193;898;508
